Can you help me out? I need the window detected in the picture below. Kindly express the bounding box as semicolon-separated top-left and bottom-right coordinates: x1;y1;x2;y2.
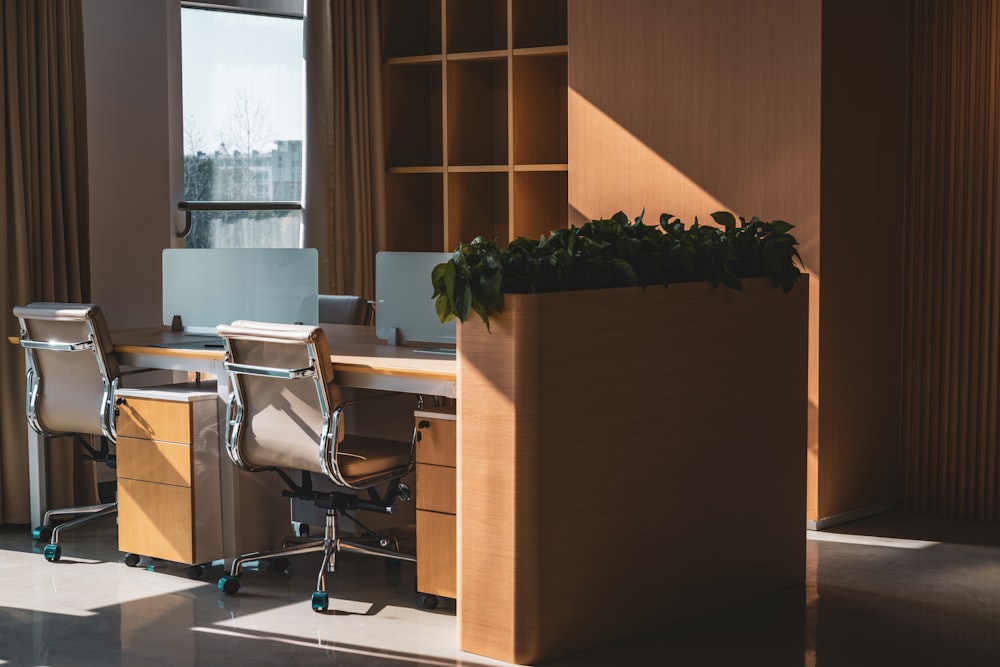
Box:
180;2;304;248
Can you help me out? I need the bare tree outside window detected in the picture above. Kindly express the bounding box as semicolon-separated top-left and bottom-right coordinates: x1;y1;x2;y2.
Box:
217;90;274;202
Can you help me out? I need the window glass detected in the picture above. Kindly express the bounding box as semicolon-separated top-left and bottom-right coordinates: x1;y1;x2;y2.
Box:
181;6;303;248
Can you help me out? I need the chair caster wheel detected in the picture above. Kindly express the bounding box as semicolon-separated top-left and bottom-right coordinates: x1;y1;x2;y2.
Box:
123;553;141;567
32;525;52;542
185;564;204;580
268;556;290;573
419;594;439;610
311;591;328;612
218;575;241;596
43;544;61;562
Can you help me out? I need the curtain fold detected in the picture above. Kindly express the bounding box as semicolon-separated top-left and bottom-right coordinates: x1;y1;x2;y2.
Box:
1;0;92;525
901;0;1000;519
303;0;386;300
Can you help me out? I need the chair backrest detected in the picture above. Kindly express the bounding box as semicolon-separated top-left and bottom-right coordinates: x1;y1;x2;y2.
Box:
217;320;363;486
13;302;120;441
318;294;371;326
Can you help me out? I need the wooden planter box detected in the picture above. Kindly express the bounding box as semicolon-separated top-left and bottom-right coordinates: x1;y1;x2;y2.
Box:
457;277;809;664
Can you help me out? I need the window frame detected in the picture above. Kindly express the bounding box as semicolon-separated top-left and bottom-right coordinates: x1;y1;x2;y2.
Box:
173;0;306;247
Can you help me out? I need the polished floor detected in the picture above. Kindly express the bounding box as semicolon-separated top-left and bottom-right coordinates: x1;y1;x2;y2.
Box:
2;510;1000;666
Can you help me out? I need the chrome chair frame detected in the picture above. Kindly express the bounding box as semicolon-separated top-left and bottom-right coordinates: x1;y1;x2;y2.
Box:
15;303;123;561
216;322;416;611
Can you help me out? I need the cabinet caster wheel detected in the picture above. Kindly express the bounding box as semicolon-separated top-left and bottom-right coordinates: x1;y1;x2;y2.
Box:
311;591;328;612
420;594;439;610
185;564;204;580
218;575;240;596
123;553;141;568
43;544;61;562
32;525;52;542
269;556;290;573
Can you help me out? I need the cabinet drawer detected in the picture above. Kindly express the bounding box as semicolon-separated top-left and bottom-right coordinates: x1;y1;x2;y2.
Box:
416;463;456;514
118;478;194;564
417;509;456;599
117;436;192;487
116;397;193;444
415;414;456;466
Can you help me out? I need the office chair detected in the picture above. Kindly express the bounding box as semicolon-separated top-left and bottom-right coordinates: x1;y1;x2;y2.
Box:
215;320;416;611
13;302;124;562
318;294;373;326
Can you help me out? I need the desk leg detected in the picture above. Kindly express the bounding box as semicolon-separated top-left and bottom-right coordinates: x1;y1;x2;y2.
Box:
215;383;237;568
28;428;47;530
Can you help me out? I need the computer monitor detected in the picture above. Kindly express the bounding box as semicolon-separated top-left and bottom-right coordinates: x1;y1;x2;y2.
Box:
375;251;455;346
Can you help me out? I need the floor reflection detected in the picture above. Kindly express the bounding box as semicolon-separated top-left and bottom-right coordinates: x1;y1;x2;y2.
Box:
1;510;999;666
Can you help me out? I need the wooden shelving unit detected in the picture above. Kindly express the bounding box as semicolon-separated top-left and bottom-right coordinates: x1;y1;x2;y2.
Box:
380;0;568;251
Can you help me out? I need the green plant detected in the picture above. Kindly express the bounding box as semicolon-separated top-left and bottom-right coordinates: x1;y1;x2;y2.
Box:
431;210;803;329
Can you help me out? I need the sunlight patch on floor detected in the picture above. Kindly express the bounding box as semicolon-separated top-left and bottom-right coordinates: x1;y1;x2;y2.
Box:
806;530;938;550
0;548;205;615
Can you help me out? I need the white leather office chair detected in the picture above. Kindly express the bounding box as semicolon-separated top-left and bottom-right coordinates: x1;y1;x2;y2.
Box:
215;320;415;611
317;294;373;326
13;302;123;562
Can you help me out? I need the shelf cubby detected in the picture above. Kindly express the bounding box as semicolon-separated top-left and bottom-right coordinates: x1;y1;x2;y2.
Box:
513;170;568;241
447;171;509;247
446;0;507;54
447;58;508;166
380;0;442;58
383;63;443;168
385;172;444;252
512;53;567;166
511;0;567;49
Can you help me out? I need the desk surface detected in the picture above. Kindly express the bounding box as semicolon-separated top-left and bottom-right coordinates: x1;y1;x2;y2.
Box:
112;324;457;397
114;324;455;378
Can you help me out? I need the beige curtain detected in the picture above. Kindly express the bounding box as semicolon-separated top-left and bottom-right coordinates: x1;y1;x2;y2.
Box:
304;0;387;300
1;0;93;525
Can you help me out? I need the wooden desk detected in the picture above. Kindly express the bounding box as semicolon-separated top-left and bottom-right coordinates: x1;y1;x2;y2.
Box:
22;324;455;554
112;323;456;398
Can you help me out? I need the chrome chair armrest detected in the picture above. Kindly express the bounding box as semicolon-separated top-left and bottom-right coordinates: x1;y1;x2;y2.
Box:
224;361;315;380
19;337;94;352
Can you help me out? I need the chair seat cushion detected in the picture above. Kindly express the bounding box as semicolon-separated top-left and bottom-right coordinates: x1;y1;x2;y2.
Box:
337;435;412;485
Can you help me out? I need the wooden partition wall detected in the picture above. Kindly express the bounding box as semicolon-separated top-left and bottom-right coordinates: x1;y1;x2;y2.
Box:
901;0;1000;520
567;0;836;517
816;0;906;525
568;0;1000;525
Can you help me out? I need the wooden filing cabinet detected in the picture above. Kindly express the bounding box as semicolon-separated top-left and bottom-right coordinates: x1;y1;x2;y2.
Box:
415;407;457;602
114;383;223;570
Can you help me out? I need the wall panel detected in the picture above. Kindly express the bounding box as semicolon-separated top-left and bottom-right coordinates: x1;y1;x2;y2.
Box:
817;0;907;523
